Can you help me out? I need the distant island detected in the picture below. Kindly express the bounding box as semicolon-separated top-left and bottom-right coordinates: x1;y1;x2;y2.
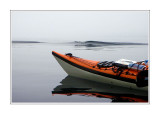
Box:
74;41;148;45
12;41;43;43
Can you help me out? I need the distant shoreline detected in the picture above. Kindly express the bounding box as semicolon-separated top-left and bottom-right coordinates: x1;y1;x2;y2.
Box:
74;41;148;45
12;40;148;45
12;41;43;43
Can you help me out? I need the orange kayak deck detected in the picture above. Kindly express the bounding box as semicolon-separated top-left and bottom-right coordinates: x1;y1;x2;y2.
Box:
52;51;148;87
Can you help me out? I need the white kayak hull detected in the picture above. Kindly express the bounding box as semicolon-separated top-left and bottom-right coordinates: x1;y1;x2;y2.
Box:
54;56;148;91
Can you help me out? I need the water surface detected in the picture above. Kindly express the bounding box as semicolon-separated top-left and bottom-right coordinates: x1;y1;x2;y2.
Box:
12;42;148;103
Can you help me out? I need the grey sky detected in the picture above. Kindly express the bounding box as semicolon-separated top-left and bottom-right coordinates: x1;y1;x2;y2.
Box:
11;11;149;43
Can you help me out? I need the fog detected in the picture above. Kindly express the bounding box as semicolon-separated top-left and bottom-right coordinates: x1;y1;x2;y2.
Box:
11;11;149;43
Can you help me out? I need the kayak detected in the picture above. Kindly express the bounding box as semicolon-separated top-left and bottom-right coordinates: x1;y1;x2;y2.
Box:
52;51;148;91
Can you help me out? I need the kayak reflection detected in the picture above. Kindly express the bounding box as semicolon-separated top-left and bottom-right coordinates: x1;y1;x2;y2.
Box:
52;76;148;102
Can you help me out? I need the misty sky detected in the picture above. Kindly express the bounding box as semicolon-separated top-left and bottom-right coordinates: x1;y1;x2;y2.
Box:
11;11;149;43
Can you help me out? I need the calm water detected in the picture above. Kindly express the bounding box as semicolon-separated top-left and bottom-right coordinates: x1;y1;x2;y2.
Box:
12;42;148;103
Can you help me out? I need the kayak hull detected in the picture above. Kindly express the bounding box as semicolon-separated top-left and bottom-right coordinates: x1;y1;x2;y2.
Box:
54;55;148;91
